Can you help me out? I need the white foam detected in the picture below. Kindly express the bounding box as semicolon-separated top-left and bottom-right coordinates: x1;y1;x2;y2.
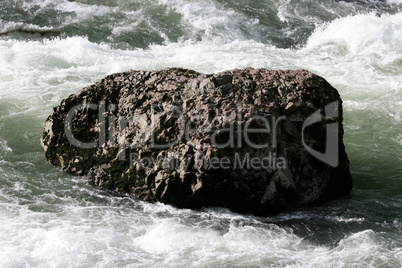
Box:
1;184;401;267
388;0;402;4
305;13;402;54
0;140;12;154
21;0;118;21
1;12;400;100
326;216;366;223
157;0;267;43
158;0;235;37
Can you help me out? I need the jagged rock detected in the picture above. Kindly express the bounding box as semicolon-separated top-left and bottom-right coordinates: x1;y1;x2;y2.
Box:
41;67;352;215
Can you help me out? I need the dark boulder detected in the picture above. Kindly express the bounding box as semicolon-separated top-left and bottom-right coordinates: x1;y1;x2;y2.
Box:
41;67;352;215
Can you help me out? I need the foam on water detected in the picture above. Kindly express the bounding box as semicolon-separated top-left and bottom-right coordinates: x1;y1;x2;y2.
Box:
20;0;118;20
157;0;262;43
388;0;402;4
3;12;400;94
1;194;401;267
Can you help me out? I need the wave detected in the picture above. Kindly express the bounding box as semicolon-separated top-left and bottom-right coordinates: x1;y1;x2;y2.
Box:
2;0;401;49
305;12;402;59
1;194;400;267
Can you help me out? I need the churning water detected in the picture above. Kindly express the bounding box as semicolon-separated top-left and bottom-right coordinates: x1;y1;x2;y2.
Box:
0;0;401;267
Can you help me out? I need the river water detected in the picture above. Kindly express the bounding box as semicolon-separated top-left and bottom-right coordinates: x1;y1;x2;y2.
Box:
0;0;401;267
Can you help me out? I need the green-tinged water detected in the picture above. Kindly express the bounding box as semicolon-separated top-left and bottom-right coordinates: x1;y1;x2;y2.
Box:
0;0;401;267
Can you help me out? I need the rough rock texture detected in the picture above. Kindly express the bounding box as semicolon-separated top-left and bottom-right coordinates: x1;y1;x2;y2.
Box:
41;67;352;215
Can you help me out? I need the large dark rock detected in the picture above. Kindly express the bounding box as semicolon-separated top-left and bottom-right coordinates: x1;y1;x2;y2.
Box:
41;67;352;215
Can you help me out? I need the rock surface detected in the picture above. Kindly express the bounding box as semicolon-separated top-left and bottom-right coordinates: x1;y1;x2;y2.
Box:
41;67;352;215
